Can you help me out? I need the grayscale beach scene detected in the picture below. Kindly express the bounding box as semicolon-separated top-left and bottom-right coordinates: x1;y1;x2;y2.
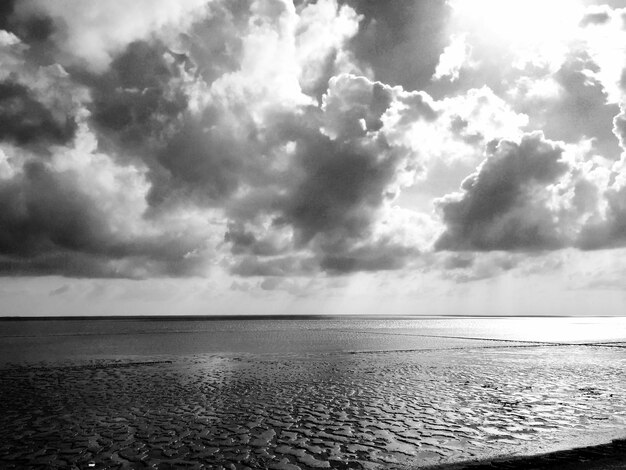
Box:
2;316;626;469
2;0;626;468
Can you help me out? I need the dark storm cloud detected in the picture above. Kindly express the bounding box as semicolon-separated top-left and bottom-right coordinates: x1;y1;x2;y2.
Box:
0;161;209;278
275;123;418;273
578;108;626;249
149;116;246;207
279;137;415;272
438;251;520;283
578;190;626;250
85;40;189;150
4;0;408;279
0;27;215;278
6;0;210;72
0;161;107;257
173;0;248;85
0;250;205;279
320;240;417;273
81;38;247;209
435;133;570;251
273;76;426;246
343;0;451;91
279;134;398;243
5;0;623;285
579;9;611;27
0;252;148;279
514;50;621;159
225;222;287;257
231;255;316;277
0;0;54;44
0;1;14;30
551;52;619;158
224;108;413;274
441;252;474;270
219;75;434;274
0;81;77;148
0;0;62;68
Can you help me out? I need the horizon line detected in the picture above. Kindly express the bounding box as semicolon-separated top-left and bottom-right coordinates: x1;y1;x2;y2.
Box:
1;314;624;321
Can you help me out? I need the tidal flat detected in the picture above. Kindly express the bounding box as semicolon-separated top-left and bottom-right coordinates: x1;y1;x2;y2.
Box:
1;317;625;469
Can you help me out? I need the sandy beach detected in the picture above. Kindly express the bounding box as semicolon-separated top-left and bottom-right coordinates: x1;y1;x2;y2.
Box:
426;439;626;469
1;318;625;469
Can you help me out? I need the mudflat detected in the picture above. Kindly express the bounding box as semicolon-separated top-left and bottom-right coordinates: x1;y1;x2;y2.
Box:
425;439;626;469
1;349;625;468
1;317;625;469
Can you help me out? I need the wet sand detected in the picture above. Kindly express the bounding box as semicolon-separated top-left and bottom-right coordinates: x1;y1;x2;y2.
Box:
425;439;626;469
1;339;625;469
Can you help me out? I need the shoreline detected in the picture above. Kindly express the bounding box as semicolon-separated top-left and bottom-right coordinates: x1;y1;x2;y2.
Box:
1;348;625;468
424;438;626;469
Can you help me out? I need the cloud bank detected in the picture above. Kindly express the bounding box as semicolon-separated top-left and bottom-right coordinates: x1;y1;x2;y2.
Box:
0;0;625;285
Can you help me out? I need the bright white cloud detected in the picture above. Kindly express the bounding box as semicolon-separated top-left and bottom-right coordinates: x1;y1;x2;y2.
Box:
295;0;364;92
433;35;471;82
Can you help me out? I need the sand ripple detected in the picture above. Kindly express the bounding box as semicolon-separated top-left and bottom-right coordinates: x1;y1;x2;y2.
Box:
1;346;625;469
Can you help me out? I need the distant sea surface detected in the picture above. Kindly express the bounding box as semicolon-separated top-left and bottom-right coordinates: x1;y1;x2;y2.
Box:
1;315;625;363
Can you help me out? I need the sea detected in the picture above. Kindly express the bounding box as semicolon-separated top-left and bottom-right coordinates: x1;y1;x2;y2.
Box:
1;315;626;363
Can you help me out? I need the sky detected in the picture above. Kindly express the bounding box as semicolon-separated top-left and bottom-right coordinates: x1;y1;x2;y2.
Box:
1;0;626;317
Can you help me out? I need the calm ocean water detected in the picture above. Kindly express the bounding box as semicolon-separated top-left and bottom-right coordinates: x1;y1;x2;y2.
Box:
1;316;625;364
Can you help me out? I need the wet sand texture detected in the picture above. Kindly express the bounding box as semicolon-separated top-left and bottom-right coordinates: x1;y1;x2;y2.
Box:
424;439;626;469
1;347;625;469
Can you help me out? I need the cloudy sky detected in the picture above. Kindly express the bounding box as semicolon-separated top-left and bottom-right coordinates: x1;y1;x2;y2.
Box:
1;0;626;316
